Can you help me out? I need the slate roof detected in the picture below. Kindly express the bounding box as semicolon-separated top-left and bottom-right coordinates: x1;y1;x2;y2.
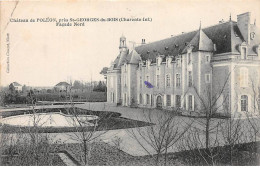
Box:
134;21;259;63
55;82;70;86
111;20;260;68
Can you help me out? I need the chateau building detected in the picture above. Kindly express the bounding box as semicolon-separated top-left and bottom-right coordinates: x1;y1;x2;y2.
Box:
104;12;260;116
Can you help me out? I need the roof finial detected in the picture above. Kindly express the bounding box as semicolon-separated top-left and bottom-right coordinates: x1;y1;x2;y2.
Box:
199;20;201;30
229;13;231;21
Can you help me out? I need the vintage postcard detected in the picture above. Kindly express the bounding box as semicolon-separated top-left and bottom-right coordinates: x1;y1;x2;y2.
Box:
0;0;260;166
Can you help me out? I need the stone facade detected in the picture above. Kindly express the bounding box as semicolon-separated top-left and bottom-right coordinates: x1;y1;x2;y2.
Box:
105;12;260;117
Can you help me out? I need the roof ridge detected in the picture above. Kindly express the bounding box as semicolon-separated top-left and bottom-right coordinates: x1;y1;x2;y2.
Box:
136;21;234;48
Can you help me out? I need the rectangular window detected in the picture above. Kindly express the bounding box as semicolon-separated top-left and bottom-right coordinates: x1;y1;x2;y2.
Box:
205;74;211;83
157;75;160;88
124;75;127;87
176;95;181;108
241;95;248;111
176;74;181;87
166;75;170;87
151;95;153;106
146;75;149;82
241;47;247;60
146;94;150;105
140;76;142;89
188;71;192;87
188;53;191;64
176;59;181;67
206;55;210;62
167;95;171;106
240;67;248;87
188;95;193;111
110;77;113;88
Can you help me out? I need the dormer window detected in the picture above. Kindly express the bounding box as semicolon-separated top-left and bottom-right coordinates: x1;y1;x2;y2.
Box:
188;53;192;64
176;58;181;67
241;47;247;59
166;58;171;68
124;64;127;72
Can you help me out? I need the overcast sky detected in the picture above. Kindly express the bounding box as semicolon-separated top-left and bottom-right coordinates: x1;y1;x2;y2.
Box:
1;0;259;87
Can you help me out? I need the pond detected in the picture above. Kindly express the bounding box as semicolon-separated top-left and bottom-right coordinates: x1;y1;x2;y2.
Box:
0;112;99;127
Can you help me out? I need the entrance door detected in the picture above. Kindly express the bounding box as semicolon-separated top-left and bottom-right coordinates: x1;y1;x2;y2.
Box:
156;96;162;108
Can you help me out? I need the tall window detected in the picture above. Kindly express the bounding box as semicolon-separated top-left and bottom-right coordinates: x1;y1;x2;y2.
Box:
176;59;181;67
240;67;248;87
124;75;127;87
206;55;210;63
188;71;192;87
241;47;247;59
139;94;142;104
151;95;153;106
110;77;113;88
140;76;142;89
166;95;171;106
176;74;181;87
241;95;248;111
124;64;127;72
157;75;160;88
188;95;193;111
205;74;211;83
166;74;170;87
146;75;149;82
176;95;181;108
188;53;191;64
146;94;150;105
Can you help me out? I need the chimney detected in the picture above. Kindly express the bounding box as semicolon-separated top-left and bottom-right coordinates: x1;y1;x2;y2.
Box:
237;12;251;44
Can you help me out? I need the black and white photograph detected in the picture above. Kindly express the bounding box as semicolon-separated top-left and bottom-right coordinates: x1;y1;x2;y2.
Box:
0;0;260;166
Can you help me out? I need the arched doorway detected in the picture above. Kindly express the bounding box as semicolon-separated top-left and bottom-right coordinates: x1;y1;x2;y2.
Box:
156;95;162;108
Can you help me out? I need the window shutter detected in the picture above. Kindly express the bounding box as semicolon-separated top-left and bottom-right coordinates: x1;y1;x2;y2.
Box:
192;95;195;111
248;95;251;112
238;95;241;112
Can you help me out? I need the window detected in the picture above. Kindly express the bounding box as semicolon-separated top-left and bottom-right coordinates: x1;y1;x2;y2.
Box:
206;55;210;62
241;47;247;59
146;75;149;82
139;94;142;104
124;64;127;72
240;67;248;87
205;74;211;83
110;77;113;88
124;93;127;105
176;95;181;108
241;95;248;111
188;95;193;111
166;74;170;87
146;94;150;105
151;95;153;106
166;95;171;106
124;75;127;87
157;75;160;88
188;53;191;64
176;59;181;67
140;76;142;89
188;71;192;87
176;74;181;87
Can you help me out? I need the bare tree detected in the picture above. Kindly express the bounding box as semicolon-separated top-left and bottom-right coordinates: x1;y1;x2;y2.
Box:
128;109;193;165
